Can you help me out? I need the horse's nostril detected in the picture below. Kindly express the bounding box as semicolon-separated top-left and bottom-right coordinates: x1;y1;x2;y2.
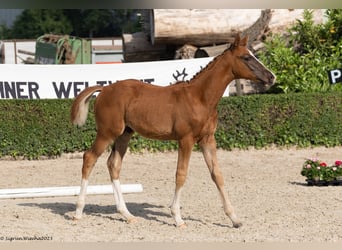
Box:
270;74;276;83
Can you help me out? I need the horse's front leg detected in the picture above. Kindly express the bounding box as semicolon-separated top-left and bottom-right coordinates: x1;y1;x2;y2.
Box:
199;134;242;228
170;137;194;228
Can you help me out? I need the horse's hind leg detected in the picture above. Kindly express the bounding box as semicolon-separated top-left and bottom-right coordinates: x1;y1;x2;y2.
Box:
74;134;112;220
199;135;242;228
107;128;136;223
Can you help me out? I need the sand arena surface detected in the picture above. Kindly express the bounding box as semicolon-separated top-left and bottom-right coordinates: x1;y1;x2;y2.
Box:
0;146;342;242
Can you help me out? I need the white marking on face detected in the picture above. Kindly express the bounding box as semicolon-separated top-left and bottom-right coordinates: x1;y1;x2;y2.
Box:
248;49;266;67
248;49;276;81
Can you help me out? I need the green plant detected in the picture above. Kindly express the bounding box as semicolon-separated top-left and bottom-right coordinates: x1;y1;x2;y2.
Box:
335;161;342;177
258;9;342;93
301;159;342;181
301;158;325;180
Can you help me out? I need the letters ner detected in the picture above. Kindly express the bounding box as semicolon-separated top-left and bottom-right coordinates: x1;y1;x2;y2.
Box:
0;81;40;99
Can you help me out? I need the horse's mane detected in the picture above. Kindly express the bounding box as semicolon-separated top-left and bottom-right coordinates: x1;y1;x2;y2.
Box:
190;49;231;83
170;54;224;86
170;45;232;86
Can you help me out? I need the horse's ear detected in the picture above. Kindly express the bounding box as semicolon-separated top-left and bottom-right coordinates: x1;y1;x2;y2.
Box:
240;36;249;47
233;33;241;47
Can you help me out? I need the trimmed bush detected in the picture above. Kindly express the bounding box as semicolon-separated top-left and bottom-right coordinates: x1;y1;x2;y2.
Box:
0;99;95;159
0;92;341;159
216;92;342;149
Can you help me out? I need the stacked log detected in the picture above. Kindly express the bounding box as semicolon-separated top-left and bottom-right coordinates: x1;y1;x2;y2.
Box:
123;9;272;62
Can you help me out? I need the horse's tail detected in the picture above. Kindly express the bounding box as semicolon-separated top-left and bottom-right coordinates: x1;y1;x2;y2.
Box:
70;85;103;126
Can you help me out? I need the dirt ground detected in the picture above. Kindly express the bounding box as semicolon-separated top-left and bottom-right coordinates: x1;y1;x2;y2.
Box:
0;146;342;242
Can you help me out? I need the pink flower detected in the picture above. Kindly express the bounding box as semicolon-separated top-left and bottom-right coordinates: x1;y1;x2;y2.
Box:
306;164;311;169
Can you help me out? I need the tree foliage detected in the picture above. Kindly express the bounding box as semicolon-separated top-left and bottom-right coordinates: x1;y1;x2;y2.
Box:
258;9;342;93
1;9;143;39
10;9;73;39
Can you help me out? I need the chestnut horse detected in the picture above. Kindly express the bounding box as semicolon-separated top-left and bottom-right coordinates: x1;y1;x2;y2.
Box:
71;34;275;228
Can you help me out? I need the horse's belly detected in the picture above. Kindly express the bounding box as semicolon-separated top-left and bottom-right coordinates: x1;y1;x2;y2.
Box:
126;113;176;140
131;124;175;140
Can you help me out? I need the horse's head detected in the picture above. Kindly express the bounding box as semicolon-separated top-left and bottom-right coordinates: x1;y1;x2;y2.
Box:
228;33;275;85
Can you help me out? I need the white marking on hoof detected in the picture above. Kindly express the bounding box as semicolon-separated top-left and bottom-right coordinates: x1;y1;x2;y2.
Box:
127;216;138;224
72;215;81;221
177;222;187;229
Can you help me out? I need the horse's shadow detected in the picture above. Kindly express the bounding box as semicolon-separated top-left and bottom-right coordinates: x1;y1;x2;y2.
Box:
18;201;174;226
18;201;232;228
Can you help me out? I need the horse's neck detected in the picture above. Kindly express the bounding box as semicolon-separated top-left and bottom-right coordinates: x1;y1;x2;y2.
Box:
189;53;234;108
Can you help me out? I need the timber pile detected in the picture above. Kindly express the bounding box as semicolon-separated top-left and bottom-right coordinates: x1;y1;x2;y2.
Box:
123;9;272;62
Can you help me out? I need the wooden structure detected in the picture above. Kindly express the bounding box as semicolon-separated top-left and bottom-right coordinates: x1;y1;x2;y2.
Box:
122;32;171;62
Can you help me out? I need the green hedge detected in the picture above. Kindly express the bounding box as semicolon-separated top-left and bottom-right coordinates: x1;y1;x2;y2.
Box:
0;99;95;159
0;92;341;159
216;92;342;149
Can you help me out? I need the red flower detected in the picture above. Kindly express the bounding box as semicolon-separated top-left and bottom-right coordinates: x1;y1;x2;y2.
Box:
335;160;342;166
319;162;327;167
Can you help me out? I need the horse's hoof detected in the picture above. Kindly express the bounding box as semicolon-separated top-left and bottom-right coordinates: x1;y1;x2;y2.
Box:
72;213;83;221
127;217;138;224
72;216;80;221
177;223;187;229
233;222;242;228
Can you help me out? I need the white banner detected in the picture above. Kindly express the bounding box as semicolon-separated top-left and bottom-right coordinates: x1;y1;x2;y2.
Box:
0;57;230;99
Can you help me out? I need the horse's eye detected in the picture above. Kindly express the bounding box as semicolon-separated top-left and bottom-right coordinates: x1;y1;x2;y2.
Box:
241;55;251;61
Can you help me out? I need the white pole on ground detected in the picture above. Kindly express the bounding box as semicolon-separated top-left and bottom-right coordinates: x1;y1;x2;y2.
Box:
0;184;143;199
